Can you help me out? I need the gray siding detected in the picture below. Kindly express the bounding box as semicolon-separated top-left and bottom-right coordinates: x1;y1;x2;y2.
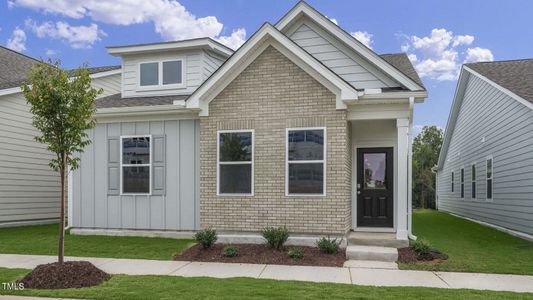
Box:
92;73;121;97
202;50;226;81
72;120;200;230
437;74;533;235
289;22;400;89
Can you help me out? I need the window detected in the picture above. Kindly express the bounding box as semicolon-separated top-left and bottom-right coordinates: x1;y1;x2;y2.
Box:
121;136;151;194
471;164;477;199
486;157;493;200
286;128;326;196
460;168;465;198
217;130;253;195
139;60;183;87
451;171;454;192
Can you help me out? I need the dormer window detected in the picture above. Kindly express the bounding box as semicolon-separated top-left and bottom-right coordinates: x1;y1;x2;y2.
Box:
139;59;184;88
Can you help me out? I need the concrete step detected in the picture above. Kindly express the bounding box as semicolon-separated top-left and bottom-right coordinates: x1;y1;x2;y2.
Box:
346;245;398;262
343;260;398;270
348;232;409;248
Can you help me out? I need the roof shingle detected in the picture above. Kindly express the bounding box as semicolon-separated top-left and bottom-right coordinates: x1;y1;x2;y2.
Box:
95;93;188;108
380;53;425;90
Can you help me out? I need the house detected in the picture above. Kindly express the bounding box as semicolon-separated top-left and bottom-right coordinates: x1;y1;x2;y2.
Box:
0;45;122;227
69;1;427;244
437;59;533;240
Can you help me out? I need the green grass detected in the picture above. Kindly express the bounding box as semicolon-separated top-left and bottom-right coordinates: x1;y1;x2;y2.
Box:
401;210;533;275
0;267;531;300
0;224;194;260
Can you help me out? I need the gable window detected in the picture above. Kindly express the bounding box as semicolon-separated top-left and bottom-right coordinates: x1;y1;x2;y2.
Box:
121;136;151;194
486;157;493;200
217;130;254;195
139;60;184;87
471;164;477;199
460;167;465;199
451;172;454;193
286;128;326;196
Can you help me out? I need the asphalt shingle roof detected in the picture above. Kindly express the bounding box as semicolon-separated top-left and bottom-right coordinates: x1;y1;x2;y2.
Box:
95;93;188;108
380;53;425;90
466;59;533;104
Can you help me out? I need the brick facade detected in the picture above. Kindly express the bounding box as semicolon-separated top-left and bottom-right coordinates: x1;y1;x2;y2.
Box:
199;46;352;234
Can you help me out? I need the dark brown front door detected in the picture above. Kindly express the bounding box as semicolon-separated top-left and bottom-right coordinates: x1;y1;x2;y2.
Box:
357;148;393;228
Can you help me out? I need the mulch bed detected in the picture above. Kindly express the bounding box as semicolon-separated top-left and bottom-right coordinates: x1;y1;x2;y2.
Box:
398;247;448;265
18;261;110;289
174;244;346;267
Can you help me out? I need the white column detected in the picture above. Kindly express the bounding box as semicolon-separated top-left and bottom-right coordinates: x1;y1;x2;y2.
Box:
396;118;409;240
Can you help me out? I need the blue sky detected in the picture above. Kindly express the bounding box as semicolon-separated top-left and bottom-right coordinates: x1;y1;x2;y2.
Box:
2;0;533;130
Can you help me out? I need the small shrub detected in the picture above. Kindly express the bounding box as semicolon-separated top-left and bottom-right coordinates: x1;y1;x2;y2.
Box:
287;247;304;259
262;226;289;250
194;227;218;249
316;236;342;254
222;246;238;257
412;238;431;257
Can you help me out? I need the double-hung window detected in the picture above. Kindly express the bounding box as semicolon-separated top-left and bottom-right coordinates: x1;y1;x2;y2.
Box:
121;136;151;194
217;130;254;195
486;157;493;201
139;60;184;87
286;128;326;196
460;167;465;199
471;164;477;199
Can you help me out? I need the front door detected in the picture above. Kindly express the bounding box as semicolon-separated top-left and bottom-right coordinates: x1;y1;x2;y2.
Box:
357;148;393;227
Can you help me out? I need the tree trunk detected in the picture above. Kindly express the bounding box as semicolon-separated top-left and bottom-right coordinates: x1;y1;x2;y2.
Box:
58;153;66;264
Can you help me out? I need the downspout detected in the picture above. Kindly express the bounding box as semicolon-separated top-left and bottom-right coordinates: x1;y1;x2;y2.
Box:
407;97;417;240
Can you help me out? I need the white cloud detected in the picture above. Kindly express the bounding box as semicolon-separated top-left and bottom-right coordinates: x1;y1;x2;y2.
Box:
9;0;246;45
350;31;373;49
215;28;246;50
400;28;493;81
6;27;26;52
26;19;105;48
464;47;494;63
45;49;57;56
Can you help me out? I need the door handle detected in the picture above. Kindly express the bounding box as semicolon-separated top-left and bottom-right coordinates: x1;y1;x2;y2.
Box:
357;191;361;195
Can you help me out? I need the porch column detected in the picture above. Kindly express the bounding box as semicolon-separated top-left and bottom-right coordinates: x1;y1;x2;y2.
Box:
396;118;409;240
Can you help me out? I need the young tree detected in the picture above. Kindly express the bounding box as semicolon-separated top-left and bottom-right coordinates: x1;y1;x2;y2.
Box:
22;60;102;264
412;126;443;209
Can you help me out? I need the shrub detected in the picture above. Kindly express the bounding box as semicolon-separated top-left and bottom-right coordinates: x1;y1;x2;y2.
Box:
412;238;431;257
287;247;304;259
316;236;342;254
222;246;238;257
262;226;289;250
194;227;218;249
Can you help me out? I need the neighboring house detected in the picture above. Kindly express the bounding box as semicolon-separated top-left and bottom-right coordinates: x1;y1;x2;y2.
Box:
70;1;427;242
0;45;122;227
437;59;533;239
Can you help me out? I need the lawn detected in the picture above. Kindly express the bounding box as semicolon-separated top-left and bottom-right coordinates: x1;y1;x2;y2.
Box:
0;224;194;260
401;210;533;275
0;267;531;300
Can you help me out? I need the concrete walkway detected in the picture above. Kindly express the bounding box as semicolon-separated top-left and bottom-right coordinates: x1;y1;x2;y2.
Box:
1;254;532;293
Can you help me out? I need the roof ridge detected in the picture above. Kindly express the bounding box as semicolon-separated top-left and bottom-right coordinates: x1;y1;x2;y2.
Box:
465;58;533;65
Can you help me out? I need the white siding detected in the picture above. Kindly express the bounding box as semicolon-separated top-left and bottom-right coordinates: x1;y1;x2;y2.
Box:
92;73;121;97
289;22;400;89
437;74;533;235
202;50;226;80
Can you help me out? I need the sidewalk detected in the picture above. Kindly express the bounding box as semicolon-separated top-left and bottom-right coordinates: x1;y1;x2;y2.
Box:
1;254;533;293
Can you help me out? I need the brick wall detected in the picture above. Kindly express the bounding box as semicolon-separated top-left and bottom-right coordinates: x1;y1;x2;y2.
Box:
199;46;351;234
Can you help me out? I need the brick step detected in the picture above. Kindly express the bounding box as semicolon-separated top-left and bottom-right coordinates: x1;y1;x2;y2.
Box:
346;245;398;262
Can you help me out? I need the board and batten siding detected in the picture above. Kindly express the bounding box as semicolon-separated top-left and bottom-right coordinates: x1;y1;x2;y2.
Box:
437;73;533;235
72;120;200;230
288;21;400;90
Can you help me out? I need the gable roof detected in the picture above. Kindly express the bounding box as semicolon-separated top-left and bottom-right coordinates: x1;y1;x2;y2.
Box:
380;53;425;89
186;23;358;116
465;59;533;104
275;1;425;92
0;46;39;90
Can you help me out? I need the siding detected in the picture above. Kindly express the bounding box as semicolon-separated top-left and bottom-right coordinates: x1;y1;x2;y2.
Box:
202;50;226;81
437;74;533;235
92;73;121;97
72;120;200;230
289;22;400;90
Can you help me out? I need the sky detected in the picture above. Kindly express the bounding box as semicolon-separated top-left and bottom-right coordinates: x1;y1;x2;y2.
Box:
1;0;533;132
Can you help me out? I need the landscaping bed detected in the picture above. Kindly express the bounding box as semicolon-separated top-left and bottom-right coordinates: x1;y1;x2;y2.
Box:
18;261;110;289
174;243;346;267
397;247;448;265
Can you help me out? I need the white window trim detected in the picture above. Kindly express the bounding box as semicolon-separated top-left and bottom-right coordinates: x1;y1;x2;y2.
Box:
471;162;477;200
137;58;186;91
460;166;465;199
285;127;327;197
486;155;494;202
120;135;152;196
216;129;255;196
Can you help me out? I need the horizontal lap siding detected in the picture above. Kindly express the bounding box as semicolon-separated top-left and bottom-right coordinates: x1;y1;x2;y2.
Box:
73;120;200;230
438;74;533;235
